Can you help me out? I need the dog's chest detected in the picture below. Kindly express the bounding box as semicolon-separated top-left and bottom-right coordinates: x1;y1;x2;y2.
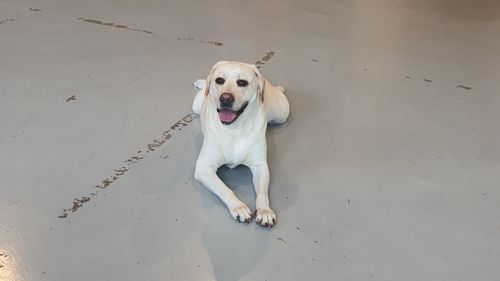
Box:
222;139;254;166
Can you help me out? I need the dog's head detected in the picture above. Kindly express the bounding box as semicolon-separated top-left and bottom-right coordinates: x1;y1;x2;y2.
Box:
205;61;264;125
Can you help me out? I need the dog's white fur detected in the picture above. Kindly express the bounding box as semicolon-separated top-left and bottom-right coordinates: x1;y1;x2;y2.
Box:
192;61;289;226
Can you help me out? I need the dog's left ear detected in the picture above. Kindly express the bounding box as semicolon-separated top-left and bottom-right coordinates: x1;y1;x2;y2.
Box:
204;74;212;97
252;65;265;102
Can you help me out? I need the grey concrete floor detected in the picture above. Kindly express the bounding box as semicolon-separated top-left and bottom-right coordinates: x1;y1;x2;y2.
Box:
1;0;500;280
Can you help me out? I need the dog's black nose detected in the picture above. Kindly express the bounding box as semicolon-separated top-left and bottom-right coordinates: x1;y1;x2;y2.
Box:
219;93;234;105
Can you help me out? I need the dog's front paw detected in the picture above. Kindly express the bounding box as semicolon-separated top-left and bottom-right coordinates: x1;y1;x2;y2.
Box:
229;202;253;223
255;207;276;227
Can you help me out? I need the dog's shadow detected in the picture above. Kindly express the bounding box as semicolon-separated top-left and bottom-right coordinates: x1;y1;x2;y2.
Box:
195;118;297;281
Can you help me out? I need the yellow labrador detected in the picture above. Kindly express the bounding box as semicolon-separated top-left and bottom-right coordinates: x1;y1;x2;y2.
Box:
192;61;289;226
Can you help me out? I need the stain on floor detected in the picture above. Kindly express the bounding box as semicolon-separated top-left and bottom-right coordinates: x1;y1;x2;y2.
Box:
255;51;275;69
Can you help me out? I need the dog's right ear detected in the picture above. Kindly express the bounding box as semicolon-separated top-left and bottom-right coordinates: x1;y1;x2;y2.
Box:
204;61;226;96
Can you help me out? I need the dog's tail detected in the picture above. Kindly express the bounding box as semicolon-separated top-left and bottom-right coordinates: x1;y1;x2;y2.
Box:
193;79;206;90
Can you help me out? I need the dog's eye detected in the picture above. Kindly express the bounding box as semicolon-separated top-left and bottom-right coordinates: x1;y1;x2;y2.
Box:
237;79;248;87
215;77;225;85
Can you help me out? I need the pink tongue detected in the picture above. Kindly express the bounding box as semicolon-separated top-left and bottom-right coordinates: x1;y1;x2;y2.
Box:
219;109;237;123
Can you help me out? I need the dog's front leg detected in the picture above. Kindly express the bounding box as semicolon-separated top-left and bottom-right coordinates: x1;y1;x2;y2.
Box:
195;161;253;223
249;163;276;227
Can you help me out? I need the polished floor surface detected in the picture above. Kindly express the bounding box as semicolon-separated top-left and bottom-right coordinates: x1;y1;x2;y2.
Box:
1;0;499;280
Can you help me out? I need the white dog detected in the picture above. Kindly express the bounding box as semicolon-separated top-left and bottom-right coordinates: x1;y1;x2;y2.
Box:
192;61;289;227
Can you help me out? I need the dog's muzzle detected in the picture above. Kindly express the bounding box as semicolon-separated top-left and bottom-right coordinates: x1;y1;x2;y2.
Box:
217;101;249;125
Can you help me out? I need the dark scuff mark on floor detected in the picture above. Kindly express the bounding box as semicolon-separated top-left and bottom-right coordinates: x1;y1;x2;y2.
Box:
424;78;433;83
310;58;319;62
0;16;18;25
66;95;76;102
77;18;153;34
7;199;23;206
58;113;196;218
276;237;289;244
457;85;472;90
69;197;90;212
176;37;223;46
255;51;275;68
29;8;42;12
405;75;411;79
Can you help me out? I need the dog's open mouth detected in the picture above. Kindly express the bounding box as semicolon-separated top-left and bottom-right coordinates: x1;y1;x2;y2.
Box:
217;102;249;125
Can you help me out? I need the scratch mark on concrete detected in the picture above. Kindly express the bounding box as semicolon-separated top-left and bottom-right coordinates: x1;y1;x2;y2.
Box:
58;113;196;218
77;18;153;34
310;58;319;62
66;95;76;102
424;78;433;83
277;237;289;245
29;8;42;12
7;199;23;206
82;152;95;162
177;37;223;46
457;85;472;90
255;51;275;69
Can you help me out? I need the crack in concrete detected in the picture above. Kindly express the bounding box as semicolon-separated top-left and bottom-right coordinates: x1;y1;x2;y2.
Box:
77;18;153;34
58;113;196;218
176;37;223;46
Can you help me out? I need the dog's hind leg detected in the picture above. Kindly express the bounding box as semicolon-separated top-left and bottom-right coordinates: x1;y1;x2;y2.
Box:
264;81;290;124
